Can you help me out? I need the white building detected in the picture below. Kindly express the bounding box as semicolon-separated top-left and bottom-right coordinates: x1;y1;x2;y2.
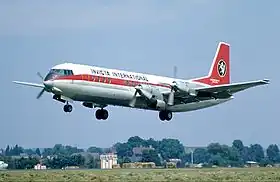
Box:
34;163;47;170
0;161;8;170
100;153;117;169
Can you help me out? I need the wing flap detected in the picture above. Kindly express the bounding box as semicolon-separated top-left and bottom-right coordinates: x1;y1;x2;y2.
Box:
194;79;270;94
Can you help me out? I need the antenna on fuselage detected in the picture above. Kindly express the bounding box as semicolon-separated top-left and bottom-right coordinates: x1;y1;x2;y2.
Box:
173;66;177;78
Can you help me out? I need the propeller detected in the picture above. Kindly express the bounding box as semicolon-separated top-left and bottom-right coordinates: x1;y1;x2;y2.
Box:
36;72;46;99
130;66;179;107
37;72;44;80
129;90;138;107
129;85;154;107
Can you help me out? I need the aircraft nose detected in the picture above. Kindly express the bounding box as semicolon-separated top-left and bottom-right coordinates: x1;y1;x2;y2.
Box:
43;80;53;88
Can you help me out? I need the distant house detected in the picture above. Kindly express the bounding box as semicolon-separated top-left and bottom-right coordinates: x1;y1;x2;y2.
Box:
34;163;46;170
100;153;118;169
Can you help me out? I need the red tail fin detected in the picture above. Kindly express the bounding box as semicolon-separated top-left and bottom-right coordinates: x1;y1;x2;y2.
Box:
194;42;230;86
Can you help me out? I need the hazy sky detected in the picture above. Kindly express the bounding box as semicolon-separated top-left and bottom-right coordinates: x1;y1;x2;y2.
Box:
1;0;278;149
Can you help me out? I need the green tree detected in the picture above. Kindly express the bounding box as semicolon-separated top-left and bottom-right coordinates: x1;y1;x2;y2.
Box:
86;156;100;169
35;148;41;156
5;145;10;156
209;154;227;166
207;143;223;155
267;144;280;163
146;138;159;149
232;139;244;152
141;149;161;166
127;136;146;148
248;144;264;163
193;148;210;164
42;148;52;157
158;139;185;160
24;149;35;156
87;147;103;154
115;143;133;158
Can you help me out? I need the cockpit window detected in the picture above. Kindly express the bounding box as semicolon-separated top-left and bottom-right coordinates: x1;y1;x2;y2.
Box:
44;69;73;81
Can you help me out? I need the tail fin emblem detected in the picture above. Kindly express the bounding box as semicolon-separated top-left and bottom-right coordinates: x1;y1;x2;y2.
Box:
218;59;226;77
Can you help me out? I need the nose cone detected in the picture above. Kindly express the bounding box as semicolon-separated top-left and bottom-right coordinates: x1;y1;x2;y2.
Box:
43;80;53;88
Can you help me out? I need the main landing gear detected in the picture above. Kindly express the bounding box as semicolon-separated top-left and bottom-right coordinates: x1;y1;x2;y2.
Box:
62;101;109;120
159;110;172;121
95;109;109;120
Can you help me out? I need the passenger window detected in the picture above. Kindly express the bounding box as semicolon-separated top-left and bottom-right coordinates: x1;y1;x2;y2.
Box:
108;78;111;84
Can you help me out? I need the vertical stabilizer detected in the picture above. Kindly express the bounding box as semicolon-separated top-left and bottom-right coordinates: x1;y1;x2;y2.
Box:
194;42;230;86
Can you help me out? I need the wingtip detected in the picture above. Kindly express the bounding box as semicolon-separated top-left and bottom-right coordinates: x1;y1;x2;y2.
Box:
262;79;270;84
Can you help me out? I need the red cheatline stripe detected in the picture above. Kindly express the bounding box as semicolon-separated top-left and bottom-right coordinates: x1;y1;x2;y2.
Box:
54;74;171;88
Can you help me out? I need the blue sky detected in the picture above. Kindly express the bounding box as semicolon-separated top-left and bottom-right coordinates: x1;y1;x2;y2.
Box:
0;0;278;149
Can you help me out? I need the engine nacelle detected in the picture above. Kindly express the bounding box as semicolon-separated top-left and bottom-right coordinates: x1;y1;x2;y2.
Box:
173;81;197;96
149;98;166;110
138;84;164;100
174;81;190;92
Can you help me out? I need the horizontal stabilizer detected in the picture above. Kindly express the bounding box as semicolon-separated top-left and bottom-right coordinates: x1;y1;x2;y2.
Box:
13;81;45;88
195;79;270;94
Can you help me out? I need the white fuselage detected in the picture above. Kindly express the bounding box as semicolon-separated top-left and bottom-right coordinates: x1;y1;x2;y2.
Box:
48;63;232;112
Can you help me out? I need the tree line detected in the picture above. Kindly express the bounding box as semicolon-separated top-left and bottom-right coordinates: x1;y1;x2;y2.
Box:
0;137;279;169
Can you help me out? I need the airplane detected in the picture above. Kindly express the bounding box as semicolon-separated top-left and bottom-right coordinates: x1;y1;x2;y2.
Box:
13;42;269;122
0;161;8;170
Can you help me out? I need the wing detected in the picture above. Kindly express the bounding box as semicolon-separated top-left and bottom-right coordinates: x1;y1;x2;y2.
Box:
13;81;45;88
162;79;269;104
194;79;270;94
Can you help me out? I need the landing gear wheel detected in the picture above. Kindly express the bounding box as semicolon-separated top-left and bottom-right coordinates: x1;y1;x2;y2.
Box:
102;109;108;120
159;111;166;121
63;104;73;113
165;111;172;121
159;110;172;121
95;109;109;120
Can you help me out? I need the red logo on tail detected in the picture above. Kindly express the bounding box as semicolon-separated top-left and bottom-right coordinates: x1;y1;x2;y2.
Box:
194;42;230;86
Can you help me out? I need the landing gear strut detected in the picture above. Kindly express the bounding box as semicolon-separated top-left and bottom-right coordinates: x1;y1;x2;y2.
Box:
63;104;73;113
159;110;172;121
95;109;109;120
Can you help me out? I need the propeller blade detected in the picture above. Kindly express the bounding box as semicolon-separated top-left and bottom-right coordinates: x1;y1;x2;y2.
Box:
167;90;175;106
37;89;45;99
129;91;137;107
37;72;44;80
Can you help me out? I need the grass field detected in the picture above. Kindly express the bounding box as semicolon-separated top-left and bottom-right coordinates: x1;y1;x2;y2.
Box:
1;168;280;182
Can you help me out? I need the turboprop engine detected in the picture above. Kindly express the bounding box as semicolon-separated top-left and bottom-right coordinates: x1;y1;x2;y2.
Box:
129;84;167;110
166;81;197;106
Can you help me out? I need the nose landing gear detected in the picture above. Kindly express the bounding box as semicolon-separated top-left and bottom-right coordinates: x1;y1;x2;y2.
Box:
95;109;109;120
63;103;73;113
